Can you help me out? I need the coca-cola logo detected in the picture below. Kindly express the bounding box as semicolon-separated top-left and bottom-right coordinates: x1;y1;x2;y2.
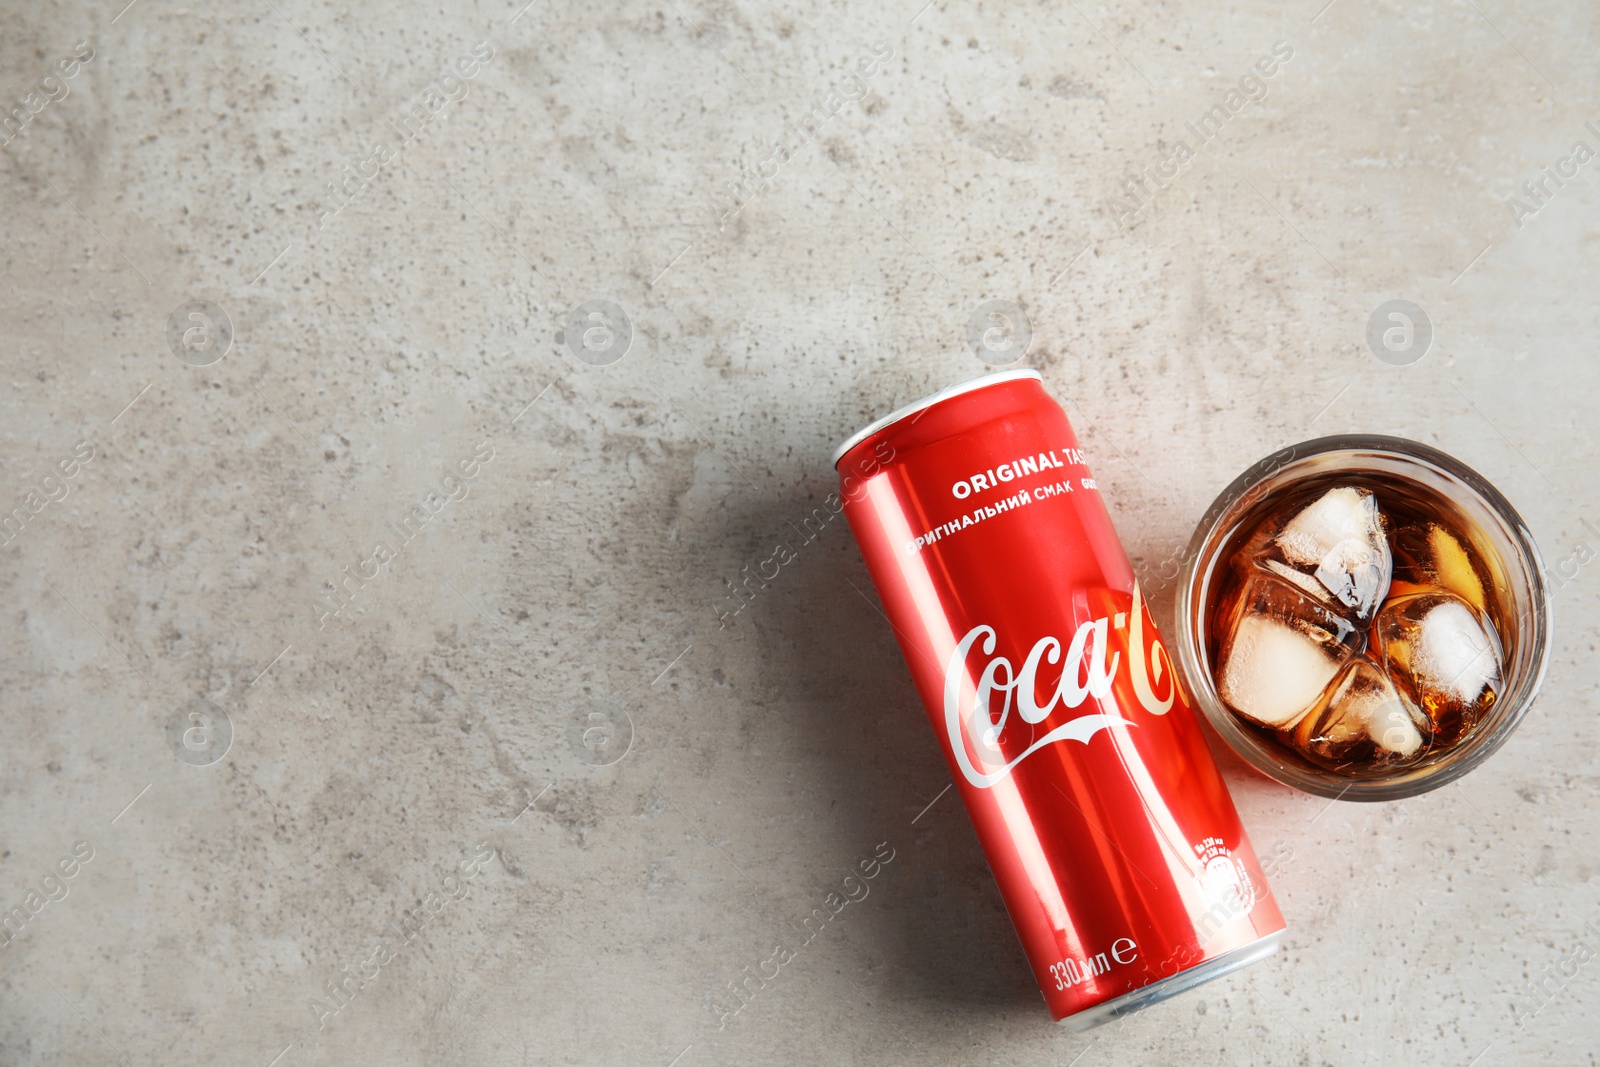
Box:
944;583;1185;788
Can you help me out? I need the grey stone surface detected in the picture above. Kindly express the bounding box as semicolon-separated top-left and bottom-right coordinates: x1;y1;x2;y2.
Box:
1;0;1596;1063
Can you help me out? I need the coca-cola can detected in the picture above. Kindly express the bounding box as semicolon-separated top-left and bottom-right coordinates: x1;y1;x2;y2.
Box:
834;370;1286;1028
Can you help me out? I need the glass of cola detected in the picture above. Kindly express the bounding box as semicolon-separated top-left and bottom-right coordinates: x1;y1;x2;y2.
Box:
1176;436;1551;800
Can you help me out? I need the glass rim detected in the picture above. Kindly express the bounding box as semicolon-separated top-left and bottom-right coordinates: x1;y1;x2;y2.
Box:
1174;433;1552;802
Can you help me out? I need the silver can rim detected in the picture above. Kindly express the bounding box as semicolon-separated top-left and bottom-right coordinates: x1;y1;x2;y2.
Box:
1056;931;1284;1031
830;369;1042;469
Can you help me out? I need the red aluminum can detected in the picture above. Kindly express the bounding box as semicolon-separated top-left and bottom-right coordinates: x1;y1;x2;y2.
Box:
834;370;1286;1028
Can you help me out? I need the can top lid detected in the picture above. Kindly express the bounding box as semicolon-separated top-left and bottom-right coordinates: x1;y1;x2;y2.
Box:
831;369;1042;468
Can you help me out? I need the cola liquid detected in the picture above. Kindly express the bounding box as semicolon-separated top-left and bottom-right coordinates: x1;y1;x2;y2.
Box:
1204;469;1512;776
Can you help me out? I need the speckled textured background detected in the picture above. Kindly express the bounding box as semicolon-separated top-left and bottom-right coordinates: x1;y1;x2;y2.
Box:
1;0;1597;1063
